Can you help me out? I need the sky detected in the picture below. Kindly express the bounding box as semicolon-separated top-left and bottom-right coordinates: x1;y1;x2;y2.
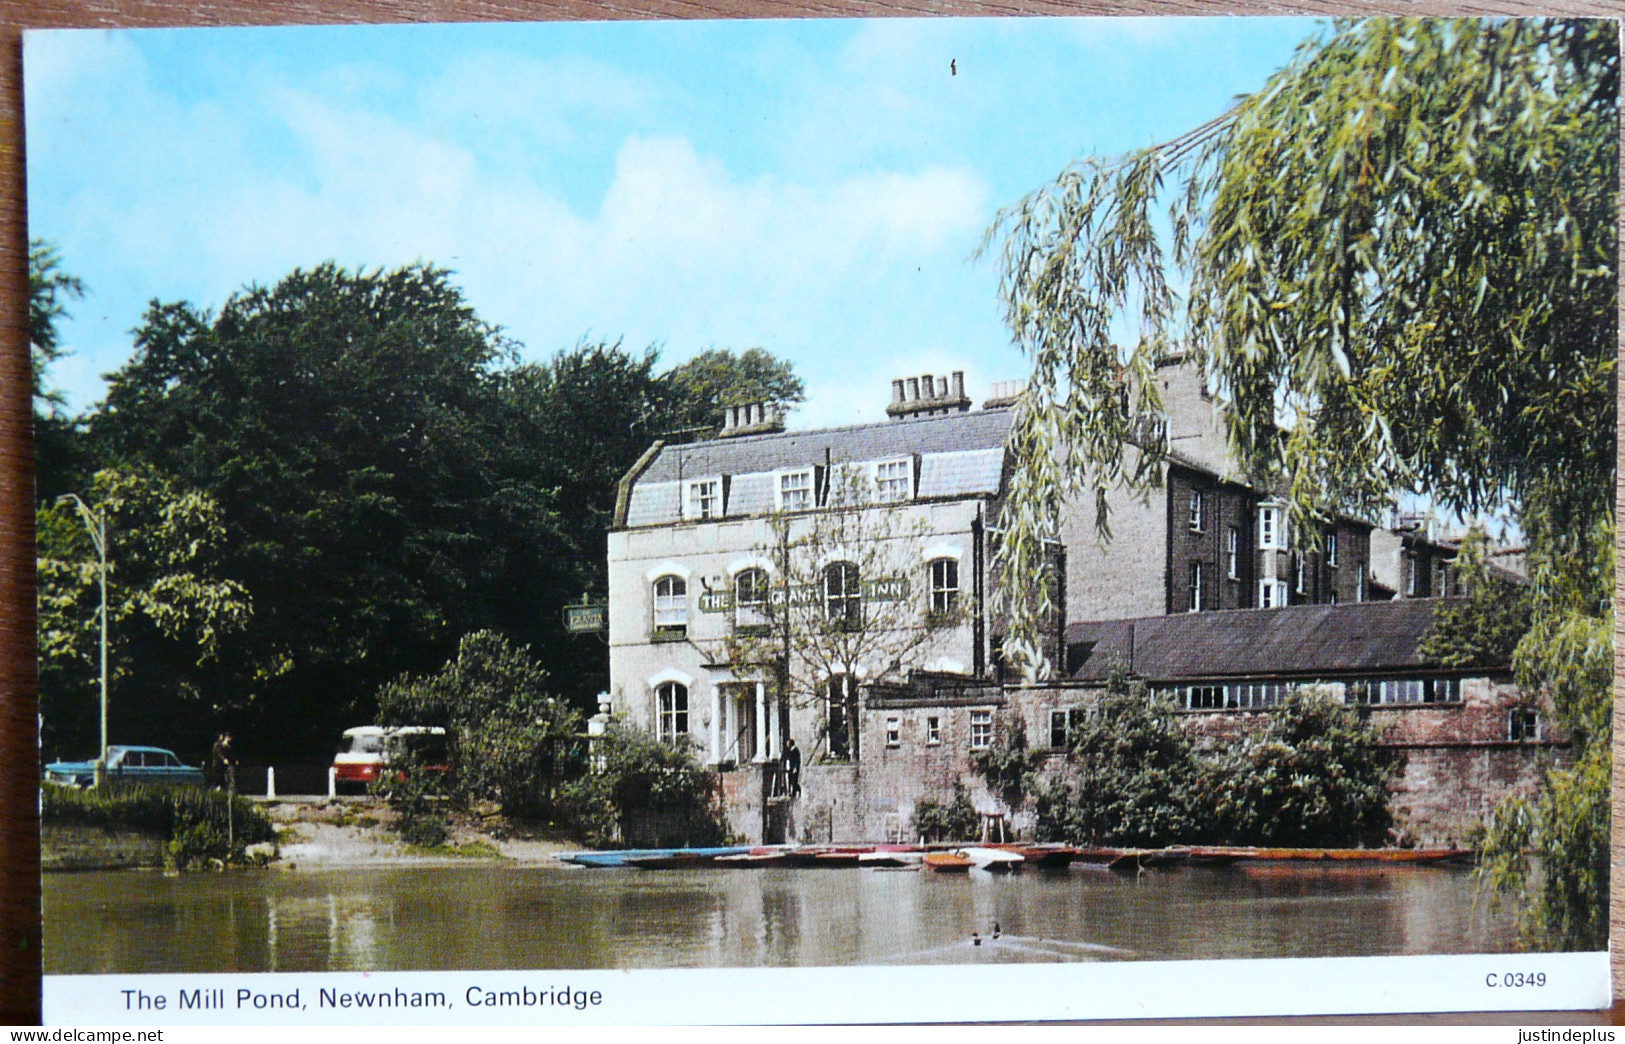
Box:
24;16;1319;430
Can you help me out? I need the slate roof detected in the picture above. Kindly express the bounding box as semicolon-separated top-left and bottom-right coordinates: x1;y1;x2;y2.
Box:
1065;599;1475;682
622;408;1015;527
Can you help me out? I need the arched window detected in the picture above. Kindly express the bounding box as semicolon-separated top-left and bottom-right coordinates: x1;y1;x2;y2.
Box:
824;561;861;629
734;568;770;630
928;557;959;617
656;682;689;743
653;574;688;633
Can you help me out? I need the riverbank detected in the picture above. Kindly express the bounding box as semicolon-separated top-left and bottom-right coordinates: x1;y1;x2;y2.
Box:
42;797;578;872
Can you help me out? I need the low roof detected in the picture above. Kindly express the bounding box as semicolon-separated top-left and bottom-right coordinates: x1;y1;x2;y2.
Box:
1065;599;1473;682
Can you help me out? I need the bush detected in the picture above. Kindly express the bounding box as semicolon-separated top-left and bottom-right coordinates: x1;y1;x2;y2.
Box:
556;726;724;848
971;714;1039;807
376;631;586;819
911;783;979;842
371;762;450;849
1034;675;1204;846
1207;687;1396;848
43;782;274;868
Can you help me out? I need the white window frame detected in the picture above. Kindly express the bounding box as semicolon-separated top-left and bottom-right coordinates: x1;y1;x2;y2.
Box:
683;477;723;520
775;468;815;512
733;567;770;629
1295;555;1306;595
653;574;688;630
885;715;901;748
969;709;993;750
1356;570;1368;602
1226;526;1239;580
925;716;941;745
1188;562;1203;612
872;458;913;503
656;682;689;743
1189;489;1205;532
929;557;960;616
1510;707;1542;742
1326;531;1339;567
1258;505;1284;550
1259;579;1288;609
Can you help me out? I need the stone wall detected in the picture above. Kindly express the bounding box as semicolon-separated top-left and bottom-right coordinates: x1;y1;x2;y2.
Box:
43;824;168;872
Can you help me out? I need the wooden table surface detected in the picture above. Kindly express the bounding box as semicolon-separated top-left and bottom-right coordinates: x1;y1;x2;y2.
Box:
0;0;1618;1026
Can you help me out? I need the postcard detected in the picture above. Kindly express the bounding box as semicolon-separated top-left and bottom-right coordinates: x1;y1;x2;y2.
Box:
23;15;1616;1024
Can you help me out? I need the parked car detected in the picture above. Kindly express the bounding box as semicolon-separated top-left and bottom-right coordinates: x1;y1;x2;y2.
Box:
332;726;448;793
44;745;206;788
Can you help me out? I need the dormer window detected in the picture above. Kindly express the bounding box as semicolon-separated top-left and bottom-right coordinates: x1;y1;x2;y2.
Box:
685;478;723;520
873;459;913;503
777;469;815;512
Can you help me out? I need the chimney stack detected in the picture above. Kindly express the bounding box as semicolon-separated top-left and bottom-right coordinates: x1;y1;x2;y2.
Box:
719;402;786;438
886;368;972;421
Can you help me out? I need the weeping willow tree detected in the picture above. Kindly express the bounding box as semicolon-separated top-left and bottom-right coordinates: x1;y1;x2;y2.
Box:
984;18;1616;949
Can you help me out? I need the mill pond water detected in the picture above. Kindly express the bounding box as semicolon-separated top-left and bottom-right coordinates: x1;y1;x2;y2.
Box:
45;861;1521;974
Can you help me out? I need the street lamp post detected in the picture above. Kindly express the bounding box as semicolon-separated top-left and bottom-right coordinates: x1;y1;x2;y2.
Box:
57;493;108;787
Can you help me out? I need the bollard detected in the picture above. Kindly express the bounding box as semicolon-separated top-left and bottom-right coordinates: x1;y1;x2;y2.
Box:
267;766;276;799
327;766;337;799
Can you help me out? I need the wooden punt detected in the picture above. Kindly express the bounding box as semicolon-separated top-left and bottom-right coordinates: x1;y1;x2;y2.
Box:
924;850;974;873
1187;846;1472;864
990;844;1076;869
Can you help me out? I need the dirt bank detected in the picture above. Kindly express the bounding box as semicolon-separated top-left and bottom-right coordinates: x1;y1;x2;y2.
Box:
266;799;578;869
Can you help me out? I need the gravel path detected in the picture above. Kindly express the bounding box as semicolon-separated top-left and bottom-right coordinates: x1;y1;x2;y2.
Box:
264;800;577;869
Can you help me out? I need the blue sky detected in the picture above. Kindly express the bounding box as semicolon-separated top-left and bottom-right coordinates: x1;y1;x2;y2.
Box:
25;16;1317;429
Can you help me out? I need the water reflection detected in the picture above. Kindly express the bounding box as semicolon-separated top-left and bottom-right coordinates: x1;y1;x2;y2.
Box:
44;863;1519;975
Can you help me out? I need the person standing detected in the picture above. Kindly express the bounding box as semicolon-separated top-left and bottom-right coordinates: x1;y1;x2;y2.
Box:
209;732;236;792
783;737;801;798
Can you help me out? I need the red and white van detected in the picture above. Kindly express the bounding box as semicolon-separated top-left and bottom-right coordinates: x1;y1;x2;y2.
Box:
332;725;448;792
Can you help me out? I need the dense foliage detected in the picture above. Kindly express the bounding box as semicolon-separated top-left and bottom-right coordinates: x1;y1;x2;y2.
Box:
1419;528;1532;670
1209;688;1395;848
375;630;583;818
30;239;87;501
42;781;274;868
987;17;1615;948
1034;677;1203;846
35;259;804;768
1036;678;1394;848
557;727;725;848
910;783;980;843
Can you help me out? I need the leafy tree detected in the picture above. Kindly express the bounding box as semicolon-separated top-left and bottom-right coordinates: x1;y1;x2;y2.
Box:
722;467;951;762
36;468;251;760
985;18;1614;947
1034;672;1202;846
971;712;1039;808
29;238;84;417
91;263;557;757
375;630;583;818
29;239;88;500
1209;687;1395;848
1419;527;1532;669
662;347;806;438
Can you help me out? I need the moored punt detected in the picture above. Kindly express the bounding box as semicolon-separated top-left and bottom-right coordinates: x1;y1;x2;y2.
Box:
858;850;923;868
625;851;721;870
923;850;973;873
1187;846;1472;864
815;851;866;867
714;852;791;868
962;847;1024;872
1107;847;1191;873
990;844;1076;869
558;846;751;868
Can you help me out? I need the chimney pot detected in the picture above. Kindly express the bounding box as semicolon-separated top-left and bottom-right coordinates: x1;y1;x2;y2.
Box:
921;374;934;399
952;371;965;400
906;377;919;400
892;379;905;403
